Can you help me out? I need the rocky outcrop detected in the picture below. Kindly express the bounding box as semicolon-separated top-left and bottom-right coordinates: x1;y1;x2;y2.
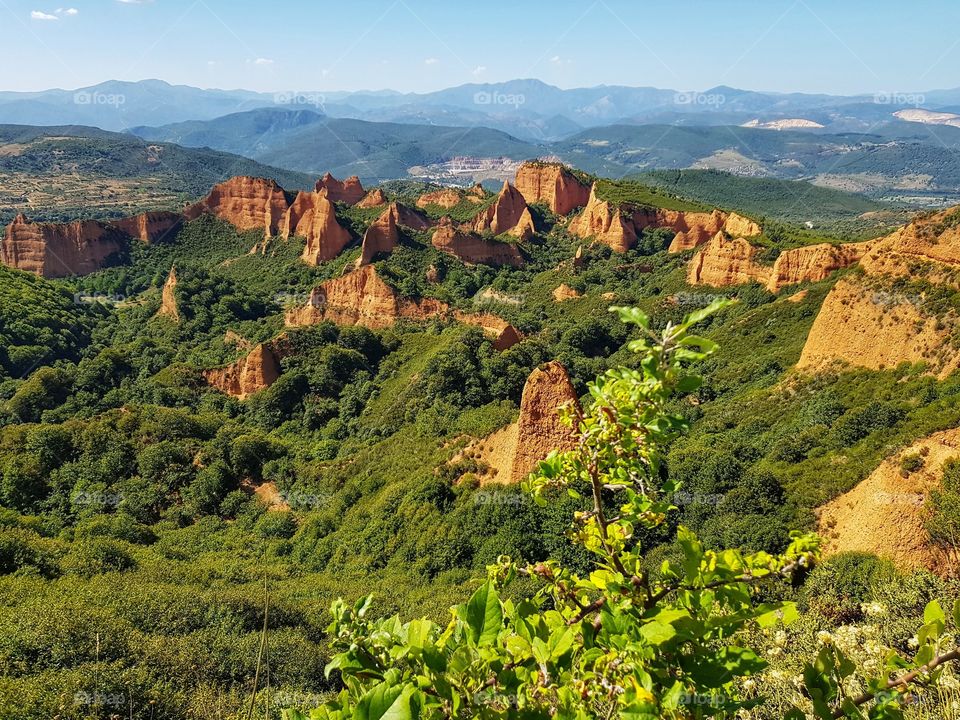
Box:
108;211;182;244
798;208;960;376
553;284;581;302
418;187;472;209
432;217;524;267
203;343;280;400
280;191;353;265
184;176;291;237
631;208;761;253
284;265;448;330
453;311;522;351
818;429;960;574
515;162;591;216
471;182;535;239
315;173;365;205
358;203;433;265
157;266;180;321
511;362;580;482
357;188;387;208
568;184;637;252
687;233;768;287
767;242;871;292
0;214;126;278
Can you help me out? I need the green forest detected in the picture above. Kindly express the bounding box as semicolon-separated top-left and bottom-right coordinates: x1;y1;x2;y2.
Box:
0;171;958;720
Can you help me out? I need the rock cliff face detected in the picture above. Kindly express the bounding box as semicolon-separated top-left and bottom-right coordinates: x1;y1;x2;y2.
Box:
470;182;535;239
280;191;353;265
157;266;180;321
687;233;768;287
798;208;960;376
203;343;280;400
631;208;761;252
358;203;433;265
108;211;182;244
432;217;524;267
567;185;636;252
511;362;580;482
184;176;290;237
687;234;871;292
767;242;871;292
453;311;522;351
284;265;448;330
818;429;960;574
357;188;387;208
315;173;365;205
515;162;591;215
0;214;126;278
416;187;483;209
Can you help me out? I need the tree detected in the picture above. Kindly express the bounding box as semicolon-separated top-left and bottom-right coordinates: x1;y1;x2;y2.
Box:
288;302;960;720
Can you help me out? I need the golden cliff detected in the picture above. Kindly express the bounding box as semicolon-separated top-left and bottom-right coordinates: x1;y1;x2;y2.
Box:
470;182;535;239
567;184;636;253
280;191;353;265
432;217;524;267
184;176;291;237
0;214;126;278
515;162;591;216
203;343;281;400
315;173;365;205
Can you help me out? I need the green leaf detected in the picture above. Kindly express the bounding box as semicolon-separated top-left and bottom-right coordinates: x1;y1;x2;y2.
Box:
355;682;418;720
465;581;503;646
924;599;945;626
639;620;676;646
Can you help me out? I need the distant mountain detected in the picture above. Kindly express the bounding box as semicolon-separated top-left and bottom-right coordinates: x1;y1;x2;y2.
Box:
131;109;541;181
0;124;314;223
7;78;960;141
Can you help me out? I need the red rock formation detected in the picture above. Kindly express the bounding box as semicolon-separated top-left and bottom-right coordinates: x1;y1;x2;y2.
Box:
432;217;524;267
511;361;580;482
357;188;387;208
359;203;433;265
316;173;365;205
515;162;591;216
416;188;461;209
453;311;522;351
553;284;581;302
284;265;448;330
184;176;290;237
687;232;768;287
203;343;280;400
630;208;761;253
471;181;535;239
157;266;180;321
1;214;126;278
280;191;353;265
768;242;871;292
568;184;637;252
108;211;182;244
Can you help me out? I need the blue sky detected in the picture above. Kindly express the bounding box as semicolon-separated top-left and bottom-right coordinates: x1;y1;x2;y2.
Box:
1;0;959;95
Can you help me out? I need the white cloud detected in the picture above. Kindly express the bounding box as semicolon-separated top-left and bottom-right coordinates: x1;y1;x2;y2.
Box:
55;7;79;15
253;58;274;66
550;56;571;66
116;0;152;4
31;10;58;20
472;65;486;77
424;58;438;65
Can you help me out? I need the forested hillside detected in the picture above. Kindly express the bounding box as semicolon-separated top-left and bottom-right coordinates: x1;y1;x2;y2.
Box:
0;163;958;719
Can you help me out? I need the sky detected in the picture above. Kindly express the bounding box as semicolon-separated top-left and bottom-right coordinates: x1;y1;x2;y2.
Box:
1;0;959;95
